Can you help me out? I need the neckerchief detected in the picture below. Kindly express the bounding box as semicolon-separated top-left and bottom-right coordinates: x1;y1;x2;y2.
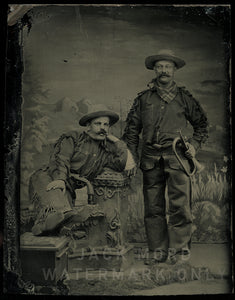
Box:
149;79;178;103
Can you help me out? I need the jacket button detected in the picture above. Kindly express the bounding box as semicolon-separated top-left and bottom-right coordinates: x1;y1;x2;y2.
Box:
161;106;164;109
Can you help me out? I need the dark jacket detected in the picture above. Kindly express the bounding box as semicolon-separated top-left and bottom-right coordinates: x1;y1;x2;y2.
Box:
122;85;209;164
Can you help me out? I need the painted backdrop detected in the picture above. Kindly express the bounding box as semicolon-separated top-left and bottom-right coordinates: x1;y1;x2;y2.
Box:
20;5;231;243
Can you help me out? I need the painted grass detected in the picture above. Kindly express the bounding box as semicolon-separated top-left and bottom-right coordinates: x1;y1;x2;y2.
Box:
127;160;231;243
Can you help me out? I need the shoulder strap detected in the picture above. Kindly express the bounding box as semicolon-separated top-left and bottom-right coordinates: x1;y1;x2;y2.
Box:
178;86;189;105
178;87;208;122
179;86;205;107
178;86;197;121
179;86;192;97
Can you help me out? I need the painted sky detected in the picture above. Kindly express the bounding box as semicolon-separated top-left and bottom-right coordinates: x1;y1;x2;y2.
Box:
22;5;230;127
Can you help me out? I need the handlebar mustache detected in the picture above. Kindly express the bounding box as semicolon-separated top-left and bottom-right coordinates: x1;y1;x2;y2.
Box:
160;74;170;77
97;131;107;135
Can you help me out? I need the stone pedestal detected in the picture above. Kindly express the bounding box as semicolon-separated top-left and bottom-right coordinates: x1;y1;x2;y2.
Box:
91;168;130;247
69;169;133;271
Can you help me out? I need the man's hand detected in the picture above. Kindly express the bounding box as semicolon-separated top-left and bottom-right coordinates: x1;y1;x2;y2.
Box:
106;134;119;143
184;142;196;159
46;180;66;194
125;149;137;177
126;166;138;177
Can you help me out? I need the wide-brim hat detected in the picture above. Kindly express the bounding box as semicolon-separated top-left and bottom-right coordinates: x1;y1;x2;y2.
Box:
145;49;186;70
79;110;119;126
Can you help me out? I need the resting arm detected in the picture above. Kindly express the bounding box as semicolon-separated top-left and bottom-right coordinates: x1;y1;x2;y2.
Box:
104;136;129;172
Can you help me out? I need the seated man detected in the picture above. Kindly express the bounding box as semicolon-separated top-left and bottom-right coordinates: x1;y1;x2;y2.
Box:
29;110;136;236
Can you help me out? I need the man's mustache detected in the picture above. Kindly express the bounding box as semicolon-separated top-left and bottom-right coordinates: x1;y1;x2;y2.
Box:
160;73;170;77
97;130;107;135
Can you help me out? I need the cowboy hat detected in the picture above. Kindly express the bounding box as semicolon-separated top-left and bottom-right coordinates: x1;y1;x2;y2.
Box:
79;110;119;126
145;49;186;70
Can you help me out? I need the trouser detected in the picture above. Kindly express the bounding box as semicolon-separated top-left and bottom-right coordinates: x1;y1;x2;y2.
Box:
29;168;97;234
29;168;74;220
142;155;192;254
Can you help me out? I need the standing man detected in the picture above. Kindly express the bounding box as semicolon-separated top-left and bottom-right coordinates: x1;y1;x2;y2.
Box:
30;110;135;236
122;50;208;264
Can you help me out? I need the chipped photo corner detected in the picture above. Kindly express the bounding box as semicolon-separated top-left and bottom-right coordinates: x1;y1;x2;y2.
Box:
3;3;233;296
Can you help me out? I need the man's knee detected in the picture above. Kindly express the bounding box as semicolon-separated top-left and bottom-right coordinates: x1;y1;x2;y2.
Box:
29;168;74;208
29;168;51;188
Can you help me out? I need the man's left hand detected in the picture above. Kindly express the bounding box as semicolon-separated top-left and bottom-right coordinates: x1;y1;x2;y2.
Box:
184;142;196;159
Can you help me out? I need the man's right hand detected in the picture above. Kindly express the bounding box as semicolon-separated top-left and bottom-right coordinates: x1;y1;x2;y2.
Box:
184;142;196;159
46;180;66;194
106;134;119;143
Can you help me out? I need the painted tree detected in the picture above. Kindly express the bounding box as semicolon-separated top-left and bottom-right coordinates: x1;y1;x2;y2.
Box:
21;57;50;207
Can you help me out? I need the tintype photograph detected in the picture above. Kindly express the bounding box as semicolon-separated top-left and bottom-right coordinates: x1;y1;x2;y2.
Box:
3;4;233;296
